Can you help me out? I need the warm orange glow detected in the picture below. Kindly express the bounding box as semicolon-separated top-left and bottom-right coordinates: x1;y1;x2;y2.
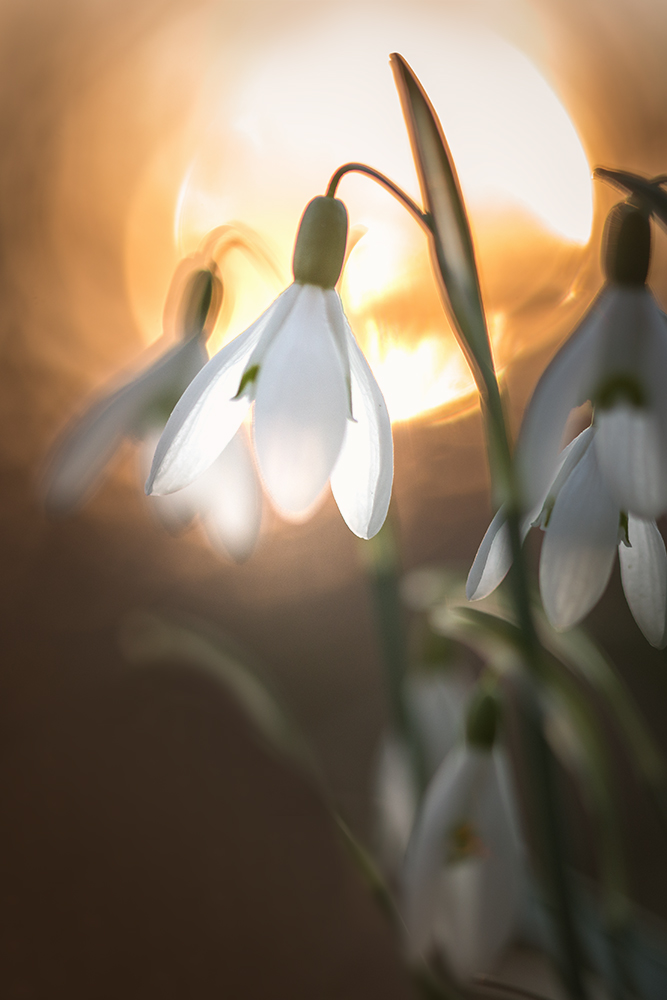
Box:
125;6;593;422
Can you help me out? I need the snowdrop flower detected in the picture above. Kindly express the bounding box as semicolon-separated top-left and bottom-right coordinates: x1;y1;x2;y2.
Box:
44;262;262;561
518;201;667;519
146;196;393;539
468;426;667;647
402;690;527;981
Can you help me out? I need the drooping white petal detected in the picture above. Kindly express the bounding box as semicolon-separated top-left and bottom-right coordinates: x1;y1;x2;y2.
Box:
539;440;620;629
148;285;299;495
466;508;512;601
329;308;393;539
402;745;523;979
253;284;348;514
141;431;199;532
517;291;609;510
619;516;667;648
199;426;262;563
595;405;667;518
44;336;207;512
402;746;491;958
430;751;524;980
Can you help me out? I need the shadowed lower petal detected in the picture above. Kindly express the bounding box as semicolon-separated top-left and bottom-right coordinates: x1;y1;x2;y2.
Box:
254;285;348;515
148;286;299;496
402;747;491;959
517;292;608;510
329;317;393;539
595;405;667;518
620;516;667;648
45;336;207;512
540;440;620;629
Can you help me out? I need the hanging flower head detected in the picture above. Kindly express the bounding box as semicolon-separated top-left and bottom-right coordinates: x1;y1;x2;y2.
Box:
146;195;394;540
43;258;262;562
467;426;667;648
518;200;667;520
401;688;527;981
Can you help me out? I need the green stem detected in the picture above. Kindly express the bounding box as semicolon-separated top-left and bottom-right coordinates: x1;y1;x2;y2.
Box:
326;162;432;233
362;511;429;795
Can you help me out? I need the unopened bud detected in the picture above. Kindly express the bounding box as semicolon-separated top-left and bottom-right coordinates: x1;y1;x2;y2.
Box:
292;196;348;288
602;202;651;286
179;267;223;341
465;687;501;751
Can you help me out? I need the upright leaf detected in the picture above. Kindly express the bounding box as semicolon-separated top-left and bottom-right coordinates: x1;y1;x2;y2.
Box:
390;53;493;386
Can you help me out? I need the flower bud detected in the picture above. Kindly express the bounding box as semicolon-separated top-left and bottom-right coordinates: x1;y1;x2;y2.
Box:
179;267;223;341
292;196;348;288
602;202;651;287
465;687;501;750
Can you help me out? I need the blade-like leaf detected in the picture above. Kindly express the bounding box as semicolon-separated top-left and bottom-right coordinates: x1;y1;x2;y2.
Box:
390;53;493;384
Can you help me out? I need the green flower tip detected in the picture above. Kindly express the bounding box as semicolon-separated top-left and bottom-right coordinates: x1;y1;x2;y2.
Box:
603;202;651;287
179;266;223;340
465;687;501;750
292;196;348;288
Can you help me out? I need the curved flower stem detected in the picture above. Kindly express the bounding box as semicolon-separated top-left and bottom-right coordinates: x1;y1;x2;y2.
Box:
326;162;433;234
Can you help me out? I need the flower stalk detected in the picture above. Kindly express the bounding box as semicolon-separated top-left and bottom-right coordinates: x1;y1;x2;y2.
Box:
390;52;589;997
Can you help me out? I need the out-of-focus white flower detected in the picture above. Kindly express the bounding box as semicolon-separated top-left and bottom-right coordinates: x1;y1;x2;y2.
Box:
467;427;667;647
401;689;527;981
147;196;393;540
376;677;531;981
518;202;667;519
44;261;263;561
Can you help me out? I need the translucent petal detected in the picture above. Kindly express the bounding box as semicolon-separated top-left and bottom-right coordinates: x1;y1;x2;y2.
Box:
539;444;620;629
430;751;524;979
402;747;491;958
199;427;262;563
595;405;667;518
148;286;299;495
517;292;609;510
44;336;207;513
253;285;348;515
620;516;667;648
329;316;393;539
466;508;512;601
141;432;198;532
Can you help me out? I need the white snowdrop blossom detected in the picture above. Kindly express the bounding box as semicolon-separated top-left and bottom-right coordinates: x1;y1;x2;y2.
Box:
146;196;393;540
467;427;667;647
518;203;667;519
44;263;263;562
401;701;527;981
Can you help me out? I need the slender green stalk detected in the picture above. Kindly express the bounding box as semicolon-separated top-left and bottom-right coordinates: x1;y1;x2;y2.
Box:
326;162;432;233
362;511;429;795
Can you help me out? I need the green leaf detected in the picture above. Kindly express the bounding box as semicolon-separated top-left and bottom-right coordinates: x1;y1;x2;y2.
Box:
118;611;318;774
390;53;493;386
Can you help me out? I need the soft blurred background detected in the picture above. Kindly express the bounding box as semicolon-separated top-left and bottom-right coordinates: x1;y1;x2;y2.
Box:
1;0;667;996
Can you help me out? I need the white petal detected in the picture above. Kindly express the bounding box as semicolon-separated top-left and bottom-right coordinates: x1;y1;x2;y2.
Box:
329;310;393;538
517;291;609;510
148;286;299;495
539;441;619;629
199;426;262;563
595;405;667;518
402;747;491;958
44;336;207;512
141;432;198;532
431;751;524;979
254;285;348;514
620;516;667;648
466;509;512;600
466;507;538;601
